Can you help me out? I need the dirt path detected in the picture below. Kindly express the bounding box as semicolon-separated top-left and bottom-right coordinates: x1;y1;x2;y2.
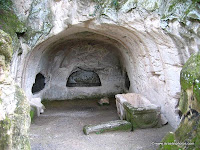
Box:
30;99;174;150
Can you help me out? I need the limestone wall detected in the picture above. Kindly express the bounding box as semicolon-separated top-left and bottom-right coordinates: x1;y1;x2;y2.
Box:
0;30;30;150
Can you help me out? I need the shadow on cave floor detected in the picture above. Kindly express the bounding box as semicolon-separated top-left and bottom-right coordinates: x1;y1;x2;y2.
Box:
30;98;173;150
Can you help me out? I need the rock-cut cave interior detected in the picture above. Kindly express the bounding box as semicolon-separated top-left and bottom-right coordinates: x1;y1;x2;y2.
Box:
21;28;179;149
24;31;130;100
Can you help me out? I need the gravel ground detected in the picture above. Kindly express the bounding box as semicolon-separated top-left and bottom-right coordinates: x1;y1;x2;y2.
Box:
30;98;174;150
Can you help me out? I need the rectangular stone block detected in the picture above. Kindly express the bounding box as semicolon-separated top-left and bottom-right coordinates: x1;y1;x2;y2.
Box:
116;93;162;129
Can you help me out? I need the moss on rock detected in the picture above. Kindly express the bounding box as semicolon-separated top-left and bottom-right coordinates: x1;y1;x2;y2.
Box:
30;106;37;123
0;30;13;63
159;111;200;149
0;116;12;150
0;1;26;51
12;86;31;150
0;86;31;150
179;89;189;115
180;52;200;108
0;29;30;149
159;51;200;150
123;102;161;129
159;132;179;150
30;109;35;122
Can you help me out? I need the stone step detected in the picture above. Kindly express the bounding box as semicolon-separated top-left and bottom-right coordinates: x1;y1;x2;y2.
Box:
83;120;132;135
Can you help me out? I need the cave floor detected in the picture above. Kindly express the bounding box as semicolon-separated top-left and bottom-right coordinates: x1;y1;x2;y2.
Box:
30;98;174;150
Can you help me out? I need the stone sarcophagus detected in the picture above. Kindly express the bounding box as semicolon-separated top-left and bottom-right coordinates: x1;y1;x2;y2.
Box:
115;93;161;129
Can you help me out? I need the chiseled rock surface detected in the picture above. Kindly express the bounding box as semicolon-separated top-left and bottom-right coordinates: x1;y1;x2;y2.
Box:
83;120;132;135
0;30;30;150
10;0;200;129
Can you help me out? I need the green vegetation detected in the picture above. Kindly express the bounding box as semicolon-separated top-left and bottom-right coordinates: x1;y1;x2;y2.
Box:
159;116;200;150
159;132;179;150
160;51;200;150
191;120;200;148
180;52;200;103
179;89;188;114
30;110;35;122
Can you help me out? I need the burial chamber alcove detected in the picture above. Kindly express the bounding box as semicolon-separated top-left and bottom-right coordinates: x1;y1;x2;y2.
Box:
23;31;130;100
21;25;181;127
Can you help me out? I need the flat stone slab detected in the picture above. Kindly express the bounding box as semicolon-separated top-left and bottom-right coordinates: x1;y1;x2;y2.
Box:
83;120;132;135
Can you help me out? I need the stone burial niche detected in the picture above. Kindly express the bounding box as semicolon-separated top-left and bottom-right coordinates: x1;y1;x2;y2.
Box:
23;31;129;100
66;69;102;87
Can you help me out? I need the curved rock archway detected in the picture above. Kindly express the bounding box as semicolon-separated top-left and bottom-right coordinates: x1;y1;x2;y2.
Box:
20;23;181;127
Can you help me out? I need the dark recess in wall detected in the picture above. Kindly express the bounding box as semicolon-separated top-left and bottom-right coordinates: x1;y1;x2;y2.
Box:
66;69;102;87
32;73;45;94
125;72;130;90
